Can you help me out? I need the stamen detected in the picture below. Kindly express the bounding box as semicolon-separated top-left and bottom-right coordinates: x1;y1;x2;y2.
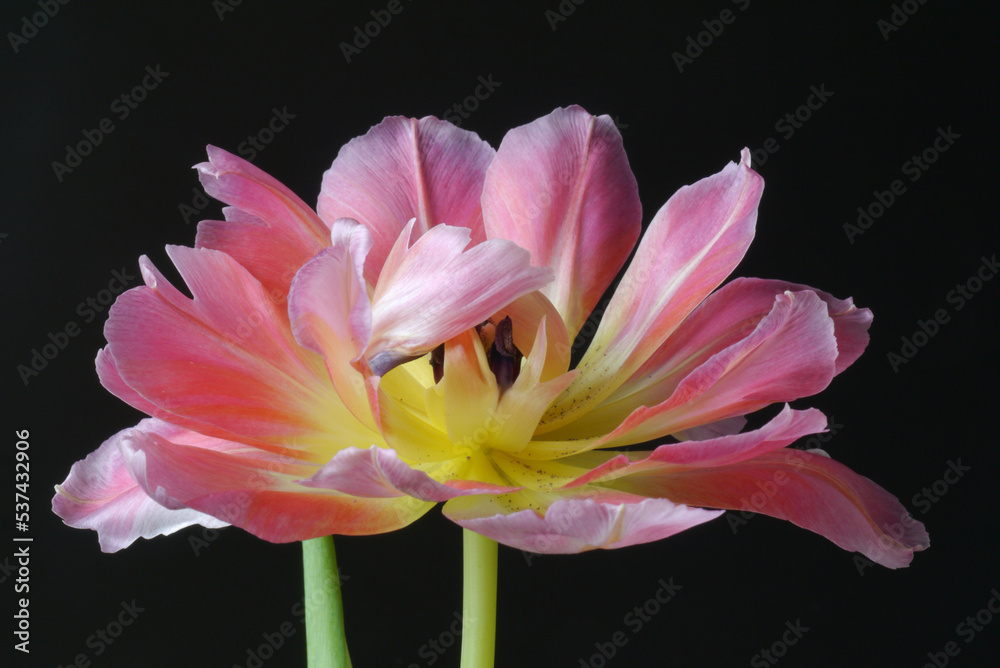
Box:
430;343;445;384
489;316;522;393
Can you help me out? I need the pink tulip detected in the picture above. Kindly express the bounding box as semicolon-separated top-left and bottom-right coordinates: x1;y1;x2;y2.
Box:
54;107;927;568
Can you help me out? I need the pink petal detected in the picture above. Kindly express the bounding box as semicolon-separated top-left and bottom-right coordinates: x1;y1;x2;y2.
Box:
365;222;552;375
625;277;871;401
615;449;929;568
105;246;375;457
288;220;375;426
96;346;162;417
445;494;723;553
119;424;433;542
564;405;827;488
482;106;642;337
298;446;518;500
317;116;495;284
52;420;230;553
547;289;837;447
194;146;330;300
541;149;763;432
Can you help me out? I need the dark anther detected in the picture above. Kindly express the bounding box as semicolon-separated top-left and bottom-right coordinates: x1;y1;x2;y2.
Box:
430;343;445;384
488;316;522;393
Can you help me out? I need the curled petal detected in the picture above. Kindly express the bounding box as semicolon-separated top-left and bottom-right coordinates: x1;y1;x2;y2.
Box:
482;106;642;337
119;425;433;541
366;222;552;374
317;116;495;283
549;278;868;444
445;493;723;554
52;420;231;553
612;449;929;568
289;219;375;426
620;277;871;404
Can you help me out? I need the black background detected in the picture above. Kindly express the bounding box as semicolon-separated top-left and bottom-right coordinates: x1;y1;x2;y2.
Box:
3;1;999;667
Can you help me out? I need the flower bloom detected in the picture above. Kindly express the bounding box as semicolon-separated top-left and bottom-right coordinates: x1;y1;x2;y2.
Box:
54;106;927;567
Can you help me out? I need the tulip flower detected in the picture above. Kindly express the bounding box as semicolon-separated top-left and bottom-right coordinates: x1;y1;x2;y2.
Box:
54;106;927;667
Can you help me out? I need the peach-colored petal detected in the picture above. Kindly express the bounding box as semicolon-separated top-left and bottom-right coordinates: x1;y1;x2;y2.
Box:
317;116;495;284
194;146;330;300
611;449;929;568
52;420;229;553
482;106;642;337
445;493;722;553
105;246;377;459
540;149;763;433
119;424;432;542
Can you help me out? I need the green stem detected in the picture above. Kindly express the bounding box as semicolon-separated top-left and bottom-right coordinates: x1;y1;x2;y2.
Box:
302;536;352;668
460;529;499;668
